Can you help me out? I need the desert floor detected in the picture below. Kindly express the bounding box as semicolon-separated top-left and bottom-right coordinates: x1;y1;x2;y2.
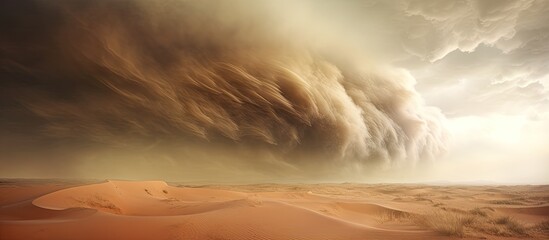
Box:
0;180;548;240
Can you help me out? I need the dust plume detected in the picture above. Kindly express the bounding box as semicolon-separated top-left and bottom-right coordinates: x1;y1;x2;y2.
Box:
0;0;447;181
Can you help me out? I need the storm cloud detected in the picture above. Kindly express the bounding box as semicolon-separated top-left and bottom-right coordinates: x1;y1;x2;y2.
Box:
0;0;448;181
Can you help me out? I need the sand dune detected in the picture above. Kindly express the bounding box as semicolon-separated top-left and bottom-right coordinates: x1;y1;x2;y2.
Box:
1;180;548;239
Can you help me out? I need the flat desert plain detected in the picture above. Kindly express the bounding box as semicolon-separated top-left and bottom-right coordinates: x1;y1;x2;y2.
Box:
1;180;548;240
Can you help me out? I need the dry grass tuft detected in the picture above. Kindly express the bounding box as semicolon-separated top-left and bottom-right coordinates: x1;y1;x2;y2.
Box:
494;216;512;224
377;210;412;223
469;207;491;217
413;207;532;238
415;210;476;237
493;216;528;235
506;221;528;235
531;220;549;234
489;199;523;205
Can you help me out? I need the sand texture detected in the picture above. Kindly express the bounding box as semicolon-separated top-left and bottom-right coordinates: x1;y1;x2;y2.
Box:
1;180;548;239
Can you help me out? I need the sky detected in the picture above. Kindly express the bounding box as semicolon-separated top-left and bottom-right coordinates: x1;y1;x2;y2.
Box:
1;0;548;184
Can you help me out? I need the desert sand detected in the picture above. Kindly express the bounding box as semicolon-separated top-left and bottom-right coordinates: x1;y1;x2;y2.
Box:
1;180;548;240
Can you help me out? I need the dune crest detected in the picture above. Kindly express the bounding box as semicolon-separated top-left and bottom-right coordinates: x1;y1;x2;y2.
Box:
32;180;247;216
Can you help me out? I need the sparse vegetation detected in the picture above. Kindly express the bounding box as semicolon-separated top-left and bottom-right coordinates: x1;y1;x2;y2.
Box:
469;207;492;217
377;210;412;223
414;210;476;237
489;199;523;205
493;216;528;235
411;207;531;238
494;216;512;224
506;220;528;235
531;220;549;234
